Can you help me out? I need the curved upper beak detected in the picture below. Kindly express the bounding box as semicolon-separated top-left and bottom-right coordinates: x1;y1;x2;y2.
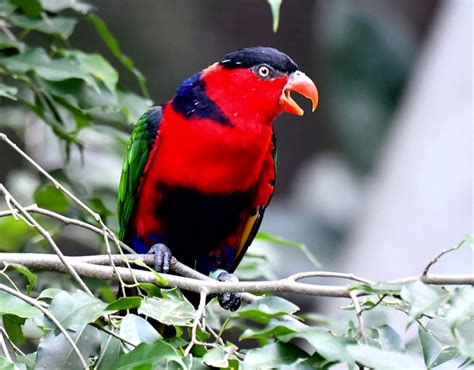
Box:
279;71;318;116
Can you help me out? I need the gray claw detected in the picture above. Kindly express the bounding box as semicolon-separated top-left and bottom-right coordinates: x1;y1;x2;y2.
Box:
147;243;172;273
217;271;241;311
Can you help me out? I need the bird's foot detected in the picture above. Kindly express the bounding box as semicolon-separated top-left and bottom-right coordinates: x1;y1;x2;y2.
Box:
215;270;241;312
147;243;172;273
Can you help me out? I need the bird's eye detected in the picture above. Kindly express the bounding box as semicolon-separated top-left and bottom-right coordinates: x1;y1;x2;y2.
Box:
257;65;270;78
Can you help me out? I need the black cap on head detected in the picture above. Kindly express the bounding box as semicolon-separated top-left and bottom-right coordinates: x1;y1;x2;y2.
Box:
220;47;298;74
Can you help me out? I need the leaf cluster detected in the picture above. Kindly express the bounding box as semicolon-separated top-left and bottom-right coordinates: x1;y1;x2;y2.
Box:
0;0;151;147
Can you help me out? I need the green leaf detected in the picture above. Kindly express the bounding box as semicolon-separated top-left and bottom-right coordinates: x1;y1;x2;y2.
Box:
119;314;162;346
465;234;474;251
0;217;31;251
138;292;195;327
87;14;149;98
377;325;405;353
63;50;118;93
112;341;186;370
89;197;114;218
116;89;153;124
426;318;455;345
3;314;26;344
0;33;26;51
202;346;229;368
346;344;420;370
244;342;307;368
0;291;42;318
400;280;447;324
256;231;321;268
236;296;299;320
3;262;36;294
419;327;458;368
15;352;36;369
137;283;162;297
40;0;92;13
445;287;474;327
8;0;42;17
132;259;168;286
47;290;107;330
235;254;276;280
455;320;474;359
38;288;63;300
0;82;17;101
241;320;305;340
33;183;70;213
0;358;15;370
9;13;77;40
0;48;99;91
267;0;282;32
279;328;354;363
105;297;141;312
354;282;402;295
36;325;100;370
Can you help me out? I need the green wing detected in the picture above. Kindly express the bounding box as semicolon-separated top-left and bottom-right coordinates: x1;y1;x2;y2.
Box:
117;106;163;241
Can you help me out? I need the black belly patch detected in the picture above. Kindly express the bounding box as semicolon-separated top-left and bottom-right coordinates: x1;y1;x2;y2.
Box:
154;184;251;273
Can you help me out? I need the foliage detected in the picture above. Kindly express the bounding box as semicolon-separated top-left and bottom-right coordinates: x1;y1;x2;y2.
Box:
0;248;472;369
0;0;471;369
0;0;151;149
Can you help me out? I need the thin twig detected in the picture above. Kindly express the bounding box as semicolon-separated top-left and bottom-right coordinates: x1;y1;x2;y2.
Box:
184;289;208;356
0;327;25;357
0;330;12;362
206;324;225;346
0;284;88;369
0;185;92;295
422;239;466;277
349;290;367;343
91;322;137;348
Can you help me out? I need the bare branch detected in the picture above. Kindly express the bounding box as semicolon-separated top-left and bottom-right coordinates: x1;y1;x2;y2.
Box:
184;288;208;356
421;239;466;277
0;253;472;298
0;284;88;369
0;329;12;363
349;290;367;343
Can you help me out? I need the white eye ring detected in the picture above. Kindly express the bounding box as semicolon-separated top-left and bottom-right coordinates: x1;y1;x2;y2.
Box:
258;65;270;78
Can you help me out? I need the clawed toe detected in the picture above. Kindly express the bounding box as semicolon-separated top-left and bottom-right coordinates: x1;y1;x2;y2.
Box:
216;270;242;311
147;243;172;273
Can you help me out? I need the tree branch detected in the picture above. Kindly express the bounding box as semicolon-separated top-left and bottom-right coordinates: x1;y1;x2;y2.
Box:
0;253;471;298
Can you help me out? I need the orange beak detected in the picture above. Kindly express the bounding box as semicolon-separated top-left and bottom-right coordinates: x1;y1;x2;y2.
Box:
279;71;318;116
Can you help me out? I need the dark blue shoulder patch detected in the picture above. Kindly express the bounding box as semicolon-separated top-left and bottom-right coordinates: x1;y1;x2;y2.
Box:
172;72;231;126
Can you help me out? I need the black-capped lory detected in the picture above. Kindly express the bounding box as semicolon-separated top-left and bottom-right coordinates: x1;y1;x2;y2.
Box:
118;47;318;311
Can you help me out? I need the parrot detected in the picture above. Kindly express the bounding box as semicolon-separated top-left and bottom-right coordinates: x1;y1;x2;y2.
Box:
117;46;318;311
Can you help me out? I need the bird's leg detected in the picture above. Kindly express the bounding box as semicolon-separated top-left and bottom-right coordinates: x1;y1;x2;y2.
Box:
211;269;242;311
147;243;172;273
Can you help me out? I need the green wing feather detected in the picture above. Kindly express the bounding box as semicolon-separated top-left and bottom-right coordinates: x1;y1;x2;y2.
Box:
117;106;163;241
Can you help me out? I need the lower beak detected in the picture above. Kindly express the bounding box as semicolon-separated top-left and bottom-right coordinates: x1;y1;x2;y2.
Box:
279;71;318;116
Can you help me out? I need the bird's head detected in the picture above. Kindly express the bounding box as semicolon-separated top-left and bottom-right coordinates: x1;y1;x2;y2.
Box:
172;47;318;126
